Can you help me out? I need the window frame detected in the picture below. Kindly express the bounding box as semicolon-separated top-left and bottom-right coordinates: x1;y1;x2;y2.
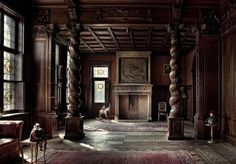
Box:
92;65;110;104
0;3;24;113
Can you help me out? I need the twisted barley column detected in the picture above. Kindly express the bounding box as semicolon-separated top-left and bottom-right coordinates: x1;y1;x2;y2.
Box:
169;26;182;118
67;33;82;117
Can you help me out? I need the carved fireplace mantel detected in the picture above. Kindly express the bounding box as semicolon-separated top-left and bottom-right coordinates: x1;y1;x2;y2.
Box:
114;51;152;121
114;84;153;121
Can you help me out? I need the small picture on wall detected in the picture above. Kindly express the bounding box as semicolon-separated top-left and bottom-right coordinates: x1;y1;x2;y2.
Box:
164;64;171;75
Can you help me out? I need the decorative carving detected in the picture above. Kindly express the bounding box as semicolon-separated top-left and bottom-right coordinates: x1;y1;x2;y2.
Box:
120;58;147;83
67;24;82;117
95;9;154;23
32;24;54;37
114;84;153;93
168;23;182;118
32;9;50;24
65;0;78;22
222;0;236;21
221;1;236;34
199;9;220;36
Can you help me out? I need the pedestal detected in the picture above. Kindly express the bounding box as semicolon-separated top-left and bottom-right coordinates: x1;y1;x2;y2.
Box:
205;124;217;144
64;116;85;140
168;117;184;140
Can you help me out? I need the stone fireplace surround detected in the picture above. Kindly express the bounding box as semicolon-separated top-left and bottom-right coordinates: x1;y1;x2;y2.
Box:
114;51;153;121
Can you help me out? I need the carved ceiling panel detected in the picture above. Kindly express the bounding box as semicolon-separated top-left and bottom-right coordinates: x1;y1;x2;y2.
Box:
32;0;222;55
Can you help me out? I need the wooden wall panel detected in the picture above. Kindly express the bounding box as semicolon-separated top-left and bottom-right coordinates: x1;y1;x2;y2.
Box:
81;53;116;118
32;34;58;138
222;32;236;145
81;53;195;121
32;38;48;113
204;38;220;115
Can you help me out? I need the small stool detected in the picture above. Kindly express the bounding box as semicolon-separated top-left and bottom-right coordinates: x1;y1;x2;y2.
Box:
20;138;46;163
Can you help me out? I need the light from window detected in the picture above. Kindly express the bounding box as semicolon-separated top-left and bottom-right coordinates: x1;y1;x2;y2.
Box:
4;14;16;49
1;4;24;112
93;67;108;78
94;80;105;103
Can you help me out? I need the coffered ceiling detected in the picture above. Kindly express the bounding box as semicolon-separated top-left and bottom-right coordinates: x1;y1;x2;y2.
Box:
32;0;223;55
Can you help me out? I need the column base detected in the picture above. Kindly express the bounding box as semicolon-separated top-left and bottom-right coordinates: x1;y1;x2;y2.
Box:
64;116;85;140
168;117;184;140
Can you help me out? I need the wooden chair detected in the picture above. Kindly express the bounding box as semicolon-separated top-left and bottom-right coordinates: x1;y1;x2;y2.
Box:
158;102;168;121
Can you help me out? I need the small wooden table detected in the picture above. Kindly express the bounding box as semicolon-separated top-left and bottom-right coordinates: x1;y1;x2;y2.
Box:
20;138;46;163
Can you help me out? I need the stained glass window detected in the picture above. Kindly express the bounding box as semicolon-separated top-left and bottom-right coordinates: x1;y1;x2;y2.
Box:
3;51;22;81
92;66;109;103
93;67;108;78
94;80;105;103
3;82;24;111
4;14;16;49
1;3;24;113
3;83;15;111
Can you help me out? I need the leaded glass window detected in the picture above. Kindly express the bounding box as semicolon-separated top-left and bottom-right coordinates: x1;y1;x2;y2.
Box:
0;3;24;113
3;51;23;81
3;83;15;110
93;67;108;78
4;14;16;49
92;66;109;103
94;80;106;103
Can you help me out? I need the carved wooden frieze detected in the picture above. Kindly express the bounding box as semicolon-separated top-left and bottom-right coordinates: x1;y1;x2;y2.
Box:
95;9;154;23
114;84;153;93
199;9;220;36
221;1;236;34
32;24;54;37
32;9;50;25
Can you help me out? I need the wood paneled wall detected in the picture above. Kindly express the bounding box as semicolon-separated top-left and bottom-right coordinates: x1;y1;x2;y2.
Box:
31;30;58;138
222;31;236;145
80;53;195;121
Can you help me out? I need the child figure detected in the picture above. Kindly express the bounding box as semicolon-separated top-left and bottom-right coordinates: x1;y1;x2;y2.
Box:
30;123;47;151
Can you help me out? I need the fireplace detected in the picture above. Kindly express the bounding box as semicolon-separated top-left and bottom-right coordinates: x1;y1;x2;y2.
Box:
114;51;153;121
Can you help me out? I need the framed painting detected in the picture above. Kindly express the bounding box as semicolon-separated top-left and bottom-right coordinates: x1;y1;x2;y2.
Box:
164;64;171;75
120;58;148;83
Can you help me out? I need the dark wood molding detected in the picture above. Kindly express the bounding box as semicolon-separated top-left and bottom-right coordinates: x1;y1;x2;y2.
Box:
129;27;135;50
32;8;51;24
107;27;121;50
147;28;152;49
80;38;94;52
87;26;108;52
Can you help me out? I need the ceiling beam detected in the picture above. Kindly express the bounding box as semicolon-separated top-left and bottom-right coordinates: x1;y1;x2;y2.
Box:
80;38;94;52
147;28;152;49
83;24;167;28
161;31;169;50
87;27;108;52
107;27;121;51
129;27;135;50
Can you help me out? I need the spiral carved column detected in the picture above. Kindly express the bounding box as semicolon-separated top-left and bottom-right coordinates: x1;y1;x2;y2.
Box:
169;27;182;118
168;23;184;140
67;34;82;117
64;24;84;140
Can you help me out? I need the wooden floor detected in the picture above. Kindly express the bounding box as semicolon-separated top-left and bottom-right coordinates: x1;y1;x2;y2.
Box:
17;119;236;164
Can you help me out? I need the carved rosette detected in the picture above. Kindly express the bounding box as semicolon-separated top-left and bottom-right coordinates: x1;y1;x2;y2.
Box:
67;24;82;117
169;24;182;118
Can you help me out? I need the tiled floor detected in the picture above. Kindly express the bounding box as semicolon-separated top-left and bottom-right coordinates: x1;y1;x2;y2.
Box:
20;119;236;164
